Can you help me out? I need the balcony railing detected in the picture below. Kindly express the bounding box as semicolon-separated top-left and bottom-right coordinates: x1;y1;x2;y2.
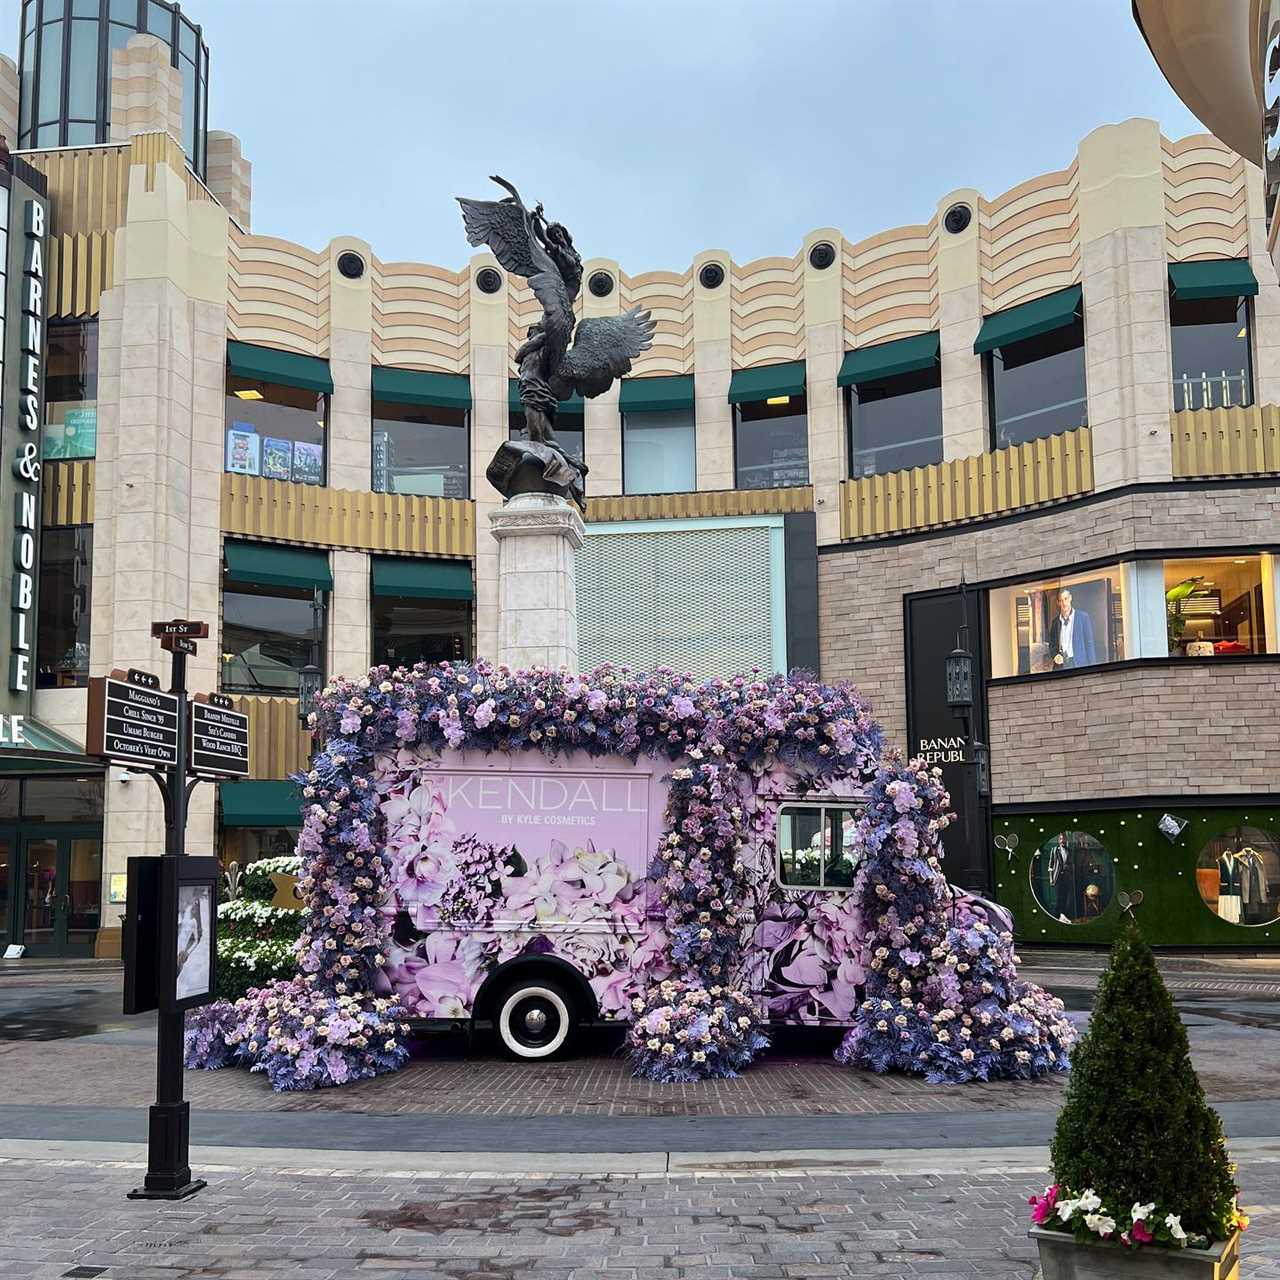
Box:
839;426;1093;540
221;473;476;557
1171;403;1280;478
229;694;312;780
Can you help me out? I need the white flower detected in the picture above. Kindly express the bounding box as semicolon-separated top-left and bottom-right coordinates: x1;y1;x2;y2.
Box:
1165;1214;1187;1242
1084;1214;1116;1237
1056;1198;1079;1223
1077;1190;1102;1213
1131;1202;1155;1224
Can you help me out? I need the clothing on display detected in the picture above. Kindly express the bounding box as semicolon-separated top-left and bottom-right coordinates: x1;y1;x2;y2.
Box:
1215;846;1269;925
1031;832;1115;924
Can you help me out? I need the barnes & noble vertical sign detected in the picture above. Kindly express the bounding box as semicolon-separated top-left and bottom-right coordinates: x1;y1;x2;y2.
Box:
0;154;49;716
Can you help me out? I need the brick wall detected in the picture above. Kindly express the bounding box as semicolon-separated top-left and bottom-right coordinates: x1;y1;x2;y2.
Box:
988;662;1280;804
818;483;1280;748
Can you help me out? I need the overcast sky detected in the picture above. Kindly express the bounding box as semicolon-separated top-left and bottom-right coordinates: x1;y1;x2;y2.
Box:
3;0;1207;270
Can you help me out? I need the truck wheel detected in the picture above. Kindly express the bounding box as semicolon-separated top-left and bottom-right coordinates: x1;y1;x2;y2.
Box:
495;980;576;1060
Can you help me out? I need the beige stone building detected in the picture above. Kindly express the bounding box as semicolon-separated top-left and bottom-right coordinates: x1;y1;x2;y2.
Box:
2;0;1278;958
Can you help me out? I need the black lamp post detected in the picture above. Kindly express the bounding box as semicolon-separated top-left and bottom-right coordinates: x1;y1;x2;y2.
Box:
296;587;325;725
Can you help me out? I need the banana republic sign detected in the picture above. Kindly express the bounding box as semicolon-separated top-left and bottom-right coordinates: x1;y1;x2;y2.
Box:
1;156;49;716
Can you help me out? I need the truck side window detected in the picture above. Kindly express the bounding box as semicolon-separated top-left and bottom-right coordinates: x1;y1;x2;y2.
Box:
777;804;864;891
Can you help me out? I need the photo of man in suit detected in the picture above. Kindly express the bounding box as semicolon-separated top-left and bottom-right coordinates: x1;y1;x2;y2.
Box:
1047;587;1096;669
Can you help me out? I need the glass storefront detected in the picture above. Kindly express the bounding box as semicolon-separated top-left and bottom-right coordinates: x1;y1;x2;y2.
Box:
995;805;1280;947
1165;555;1267;657
225;376;327;487
0;774;104;956
989;565;1127;677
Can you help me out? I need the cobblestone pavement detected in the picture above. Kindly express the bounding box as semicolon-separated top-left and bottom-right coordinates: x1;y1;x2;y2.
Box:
0;1158;1277;1280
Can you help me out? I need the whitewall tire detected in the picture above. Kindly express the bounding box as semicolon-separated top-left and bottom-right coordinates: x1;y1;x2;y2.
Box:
495;981;575;1060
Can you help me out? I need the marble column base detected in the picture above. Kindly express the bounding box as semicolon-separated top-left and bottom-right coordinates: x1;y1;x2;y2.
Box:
488;493;584;671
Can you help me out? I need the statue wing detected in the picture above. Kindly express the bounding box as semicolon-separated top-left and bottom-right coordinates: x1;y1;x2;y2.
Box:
553;307;657;399
457;195;544;279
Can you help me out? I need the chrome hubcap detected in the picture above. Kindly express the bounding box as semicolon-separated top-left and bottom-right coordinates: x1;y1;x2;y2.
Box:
524;1007;548;1034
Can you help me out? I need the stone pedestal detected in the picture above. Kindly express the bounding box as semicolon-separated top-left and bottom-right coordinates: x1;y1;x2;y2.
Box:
488;493;584;671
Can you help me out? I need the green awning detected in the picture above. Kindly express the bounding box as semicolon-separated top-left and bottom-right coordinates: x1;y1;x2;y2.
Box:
371;556;474;600
0;719;95;772
1168;259;1259;301
220;780;302;828
619;375;695;414
372;367;471;410
973;285;1082;355
224;541;333;591
838;332;940;387
508;380;584;413
227;341;334;395
728;360;807;405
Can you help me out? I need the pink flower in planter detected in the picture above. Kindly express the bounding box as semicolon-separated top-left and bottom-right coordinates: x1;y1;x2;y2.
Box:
1131;1219;1154;1245
1029;1185;1060;1226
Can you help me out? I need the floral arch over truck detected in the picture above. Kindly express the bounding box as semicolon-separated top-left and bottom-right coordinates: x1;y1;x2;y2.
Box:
187;663;1073;1090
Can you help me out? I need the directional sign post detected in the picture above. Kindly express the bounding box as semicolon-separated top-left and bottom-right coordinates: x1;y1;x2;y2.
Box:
91;619;235;1203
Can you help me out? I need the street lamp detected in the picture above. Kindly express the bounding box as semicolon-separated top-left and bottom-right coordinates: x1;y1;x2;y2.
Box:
296;587;325;725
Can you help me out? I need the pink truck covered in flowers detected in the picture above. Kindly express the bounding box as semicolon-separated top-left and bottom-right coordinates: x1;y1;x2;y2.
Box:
373;744;1007;1059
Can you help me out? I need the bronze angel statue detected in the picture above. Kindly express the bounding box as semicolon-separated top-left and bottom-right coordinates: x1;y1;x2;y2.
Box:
459;176;655;509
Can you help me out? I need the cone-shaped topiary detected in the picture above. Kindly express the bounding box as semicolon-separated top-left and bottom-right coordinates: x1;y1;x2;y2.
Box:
1046;916;1241;1245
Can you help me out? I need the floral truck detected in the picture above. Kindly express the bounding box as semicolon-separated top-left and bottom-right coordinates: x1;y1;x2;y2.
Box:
189;663;1072;1091
373;729;1010;1060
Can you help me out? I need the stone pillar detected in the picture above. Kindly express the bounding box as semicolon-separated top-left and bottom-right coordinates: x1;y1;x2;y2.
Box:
326;237;373;492
802;229;843;545
1077;119;1175;490
581;257;623;496
489;495;583;670
1245;165;1280;406
205;131;252;230
0;55;18;150
691;248;734;489
109;34;183;144
936;188;987;461
469;252;509;661
330;550;370;682
91;150;230;940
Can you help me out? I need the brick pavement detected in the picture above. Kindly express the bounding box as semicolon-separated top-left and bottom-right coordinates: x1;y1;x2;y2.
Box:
0;1158;1278;1280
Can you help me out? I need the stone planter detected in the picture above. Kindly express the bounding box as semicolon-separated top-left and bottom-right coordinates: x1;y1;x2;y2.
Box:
1031;1227;1240;1279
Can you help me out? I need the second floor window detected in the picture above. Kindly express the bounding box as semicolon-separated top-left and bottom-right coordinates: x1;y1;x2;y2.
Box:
847;366;943;478
1171;295;1253;413
44;320;98;460
735;395;809;489
225;376;327;486
372;400;469;499
623;409;696;494
987;319;1087;451
36;525;92;689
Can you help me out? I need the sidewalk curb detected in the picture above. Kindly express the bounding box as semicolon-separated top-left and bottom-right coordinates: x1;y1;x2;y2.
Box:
5;1137;1280;1179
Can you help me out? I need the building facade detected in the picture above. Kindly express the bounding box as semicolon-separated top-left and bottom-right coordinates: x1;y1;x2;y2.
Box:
2;0;1278;960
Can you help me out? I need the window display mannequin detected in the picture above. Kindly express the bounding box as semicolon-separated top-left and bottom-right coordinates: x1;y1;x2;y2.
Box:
1217;849;1243;923
1048;587;1097;670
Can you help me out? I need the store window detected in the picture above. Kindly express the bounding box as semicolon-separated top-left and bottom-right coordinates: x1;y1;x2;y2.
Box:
776;805;862;890
510;408;584;463
1165;556;1267;657
1029;830;1115;924
221;581;325;695
1171;295;1253;412
846;367;943;478
1195;824;1280;926
989;565;1126;678
735;395;809;489
225;376;327;486
623;409;696;494
43;321;98;460
987;320;1087;450
372;400;468;499
223;826;300;869
371;598;471;669
36;526;92;688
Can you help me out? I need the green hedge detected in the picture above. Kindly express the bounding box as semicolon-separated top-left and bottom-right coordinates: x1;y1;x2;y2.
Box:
993;803;1280;947
216;855;308;1001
